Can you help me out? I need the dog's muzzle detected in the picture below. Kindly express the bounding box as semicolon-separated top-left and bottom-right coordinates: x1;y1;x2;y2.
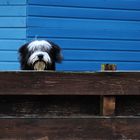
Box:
33;60;46;71
28;51;51;70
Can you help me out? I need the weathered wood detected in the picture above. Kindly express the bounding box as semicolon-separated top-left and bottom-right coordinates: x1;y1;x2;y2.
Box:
0;95;139;117
0;71;140;95
116;95;140;116
100;96;116;116
101;64;116;116
0;71;139;139
0;95;100;117
0;118;139;140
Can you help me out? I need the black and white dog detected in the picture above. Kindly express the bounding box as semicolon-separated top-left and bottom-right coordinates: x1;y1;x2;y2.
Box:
19;40;63;70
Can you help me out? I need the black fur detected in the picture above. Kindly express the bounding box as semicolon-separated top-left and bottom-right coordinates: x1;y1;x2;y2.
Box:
18;40;63;70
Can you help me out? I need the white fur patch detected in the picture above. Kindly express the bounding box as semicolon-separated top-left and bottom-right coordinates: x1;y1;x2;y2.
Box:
27;40;52;52
28;51;51;65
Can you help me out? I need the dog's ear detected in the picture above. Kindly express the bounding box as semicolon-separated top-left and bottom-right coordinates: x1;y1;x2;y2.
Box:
49;42;63;63
19;43;29;59
18;43;29;69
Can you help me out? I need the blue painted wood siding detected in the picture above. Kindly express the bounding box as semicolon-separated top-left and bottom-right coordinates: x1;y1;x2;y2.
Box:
1;0;140;71
27;0;140;71
0;0;26;70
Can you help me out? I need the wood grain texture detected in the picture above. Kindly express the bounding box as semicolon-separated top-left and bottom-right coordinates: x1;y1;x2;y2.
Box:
0;95;138;117
0;95;100;117
116;96;140;116
0;71;140;95
102;96;116;116
0;118;139;139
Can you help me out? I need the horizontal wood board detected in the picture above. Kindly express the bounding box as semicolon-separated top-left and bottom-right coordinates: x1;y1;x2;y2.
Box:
28;0;140;10
0;95;138;117
0;118;139;139
0;0;26;5
0;95;100;117
0;71;140;95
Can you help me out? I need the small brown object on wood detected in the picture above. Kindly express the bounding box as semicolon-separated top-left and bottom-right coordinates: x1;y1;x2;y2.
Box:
101;64;117;116
100;96;116;116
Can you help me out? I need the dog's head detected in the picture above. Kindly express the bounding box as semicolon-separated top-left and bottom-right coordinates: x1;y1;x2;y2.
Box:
19;40;63;70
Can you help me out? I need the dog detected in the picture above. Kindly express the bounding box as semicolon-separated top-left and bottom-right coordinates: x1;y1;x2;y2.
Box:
19;40;63;70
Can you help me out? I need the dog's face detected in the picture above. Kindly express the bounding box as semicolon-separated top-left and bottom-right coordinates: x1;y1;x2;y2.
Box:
19;40;63;70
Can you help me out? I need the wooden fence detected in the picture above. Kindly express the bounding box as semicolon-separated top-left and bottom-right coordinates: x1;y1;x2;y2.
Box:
0;71;139;139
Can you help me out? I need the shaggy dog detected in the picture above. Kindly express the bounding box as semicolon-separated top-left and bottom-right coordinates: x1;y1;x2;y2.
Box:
19;40;63;70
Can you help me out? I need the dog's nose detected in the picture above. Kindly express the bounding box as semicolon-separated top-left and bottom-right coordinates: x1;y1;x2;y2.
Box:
38;54;43;60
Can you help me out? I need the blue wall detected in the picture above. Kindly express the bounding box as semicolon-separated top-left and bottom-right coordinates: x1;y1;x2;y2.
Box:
0;0;26;70
1;0;140;71
27;0;140;71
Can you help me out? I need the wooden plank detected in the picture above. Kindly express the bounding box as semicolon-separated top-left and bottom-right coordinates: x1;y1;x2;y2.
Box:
0;6;26;16
0;95;100;117
2;61;140;71
100;64;116;116
28;27;140;40
0;72;140;95
28;17;140;31
0;40;25;50
116;96;140;116
0;51;17;61
3;50;140;62
0;28;26;39
0;17;26;27
29;38;140;51
57;61;140;71
1;60;140;71
100;96;116;116
28;0;140;10
28;6;140;21
63;50;140;61
0;118;139;139
0;95;138;117
0;62;19;70
0;0;26;5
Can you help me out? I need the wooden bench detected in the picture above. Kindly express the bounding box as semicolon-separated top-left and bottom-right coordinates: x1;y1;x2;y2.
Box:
0;71;139;139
